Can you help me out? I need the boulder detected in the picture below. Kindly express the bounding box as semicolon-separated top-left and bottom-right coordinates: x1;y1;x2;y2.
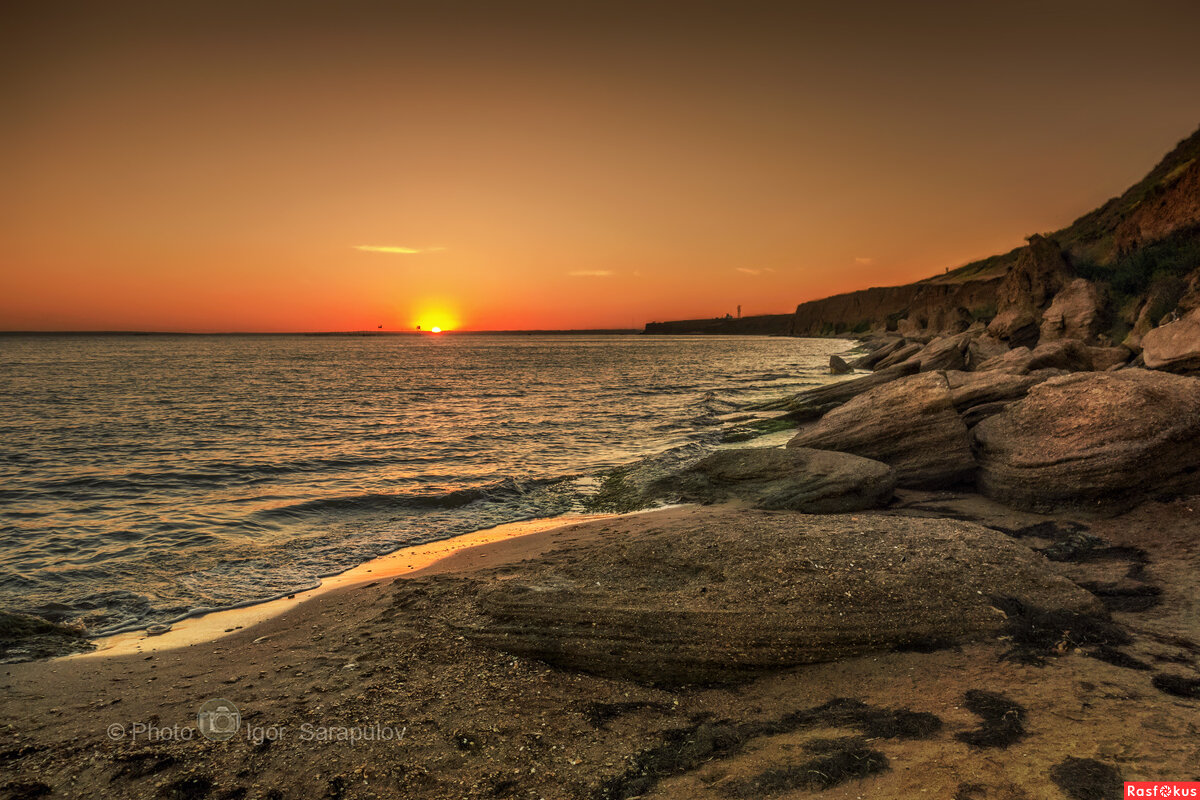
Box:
461;506;1103;686
1087;345;1132;372
1142;307;1200;373
974;369;1200;512
987;235;1072;347
787;372;975;488
944;370;1048;412
944;370;1058;427
829;354;854;375
987;307;1041;349
1027;339;1093;372
651;447;896;513
1040;278;1105;343
976;346;1034;374
850;337;906;370
976;340;1093;374
966;334;1011;370
874;342;923;370
961;400;1018;429
914;333;968;372
753;361;920;419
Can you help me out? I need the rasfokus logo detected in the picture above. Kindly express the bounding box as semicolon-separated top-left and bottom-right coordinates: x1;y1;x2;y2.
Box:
1126;783;1200;797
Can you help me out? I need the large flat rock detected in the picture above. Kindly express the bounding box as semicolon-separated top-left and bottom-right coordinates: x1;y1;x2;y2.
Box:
974;369;1200;512
460;506;1101;686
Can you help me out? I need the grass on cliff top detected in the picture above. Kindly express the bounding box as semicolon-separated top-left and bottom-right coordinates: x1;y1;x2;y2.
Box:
1073;224;1200;297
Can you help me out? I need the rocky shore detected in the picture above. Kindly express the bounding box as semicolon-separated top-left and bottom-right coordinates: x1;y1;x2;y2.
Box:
5;309;1200;799
2;488;1198;800
4;127;1200;800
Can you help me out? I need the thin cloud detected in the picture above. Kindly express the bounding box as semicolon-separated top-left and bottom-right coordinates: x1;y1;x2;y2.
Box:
855;256;874;265
568;270;614;277
353;245;445;254
736;267;775;276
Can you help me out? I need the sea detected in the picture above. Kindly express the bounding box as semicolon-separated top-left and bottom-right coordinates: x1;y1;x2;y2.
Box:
0;333;853;635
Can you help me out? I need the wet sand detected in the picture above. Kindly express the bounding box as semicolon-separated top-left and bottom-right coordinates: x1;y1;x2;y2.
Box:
1;496;1198;800
78;512;620;659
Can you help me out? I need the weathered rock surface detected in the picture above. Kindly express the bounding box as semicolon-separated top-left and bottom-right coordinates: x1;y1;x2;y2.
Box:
945;370;1047;412
790;277;1003;338
850;336;906;369
1142;307;1200;372
1112;152;1200;254
1040;278;1105;343
977;340;1092;374
1087;345;1132;372
754;361;920;419
975;346;1032;373
787;372;975;488
651;447;896;513
829;354;853;374
874;342;923;370
461;507;1103;686
914;333;969;371
974;369;1200;512
966;333;1011;370
987;307;1041;349
1027;339;1093;372
987;235;1073;347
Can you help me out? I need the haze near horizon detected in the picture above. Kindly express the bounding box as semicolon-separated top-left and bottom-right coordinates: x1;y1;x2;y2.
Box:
4;0;1200;332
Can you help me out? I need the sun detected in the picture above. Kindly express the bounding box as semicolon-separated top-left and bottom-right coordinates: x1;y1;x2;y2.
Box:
413;304;459;333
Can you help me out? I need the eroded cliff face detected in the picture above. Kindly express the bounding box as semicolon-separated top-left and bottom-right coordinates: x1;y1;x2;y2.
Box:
1113;156;1200;255
645;126;1200;346
787;126;1200;345
789;278;1002;337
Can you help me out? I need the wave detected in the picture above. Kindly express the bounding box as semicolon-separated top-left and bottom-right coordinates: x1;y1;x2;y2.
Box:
254;475;573;519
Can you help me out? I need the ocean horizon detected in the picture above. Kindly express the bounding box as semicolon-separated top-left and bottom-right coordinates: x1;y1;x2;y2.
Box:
0;333;852;636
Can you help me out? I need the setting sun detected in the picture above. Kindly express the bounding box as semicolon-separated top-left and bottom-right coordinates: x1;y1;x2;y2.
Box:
413;303;459;333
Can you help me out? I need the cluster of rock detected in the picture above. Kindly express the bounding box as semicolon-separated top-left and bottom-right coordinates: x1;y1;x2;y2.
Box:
660;269;1200;515
459;130;1200;690
779;318;1200;512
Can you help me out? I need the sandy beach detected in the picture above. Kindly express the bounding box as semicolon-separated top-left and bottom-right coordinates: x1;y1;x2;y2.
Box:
8;9;1200;800
3;492;1198;800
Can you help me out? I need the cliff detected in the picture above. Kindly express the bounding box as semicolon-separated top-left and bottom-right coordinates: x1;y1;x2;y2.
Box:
645;124;1200;345
789;277;1003;337
800;126;1200;344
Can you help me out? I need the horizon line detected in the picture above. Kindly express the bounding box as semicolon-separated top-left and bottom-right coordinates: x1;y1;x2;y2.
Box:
0;328;647;336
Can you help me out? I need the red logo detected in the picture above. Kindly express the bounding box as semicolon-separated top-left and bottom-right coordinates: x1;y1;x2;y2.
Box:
1126;783;1200;798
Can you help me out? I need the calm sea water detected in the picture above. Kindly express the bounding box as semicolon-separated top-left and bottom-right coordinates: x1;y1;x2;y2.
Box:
0;334;851;634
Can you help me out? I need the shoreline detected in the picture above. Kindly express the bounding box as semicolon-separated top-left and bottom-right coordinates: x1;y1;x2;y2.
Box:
2;493;1197;799
72;510;633;659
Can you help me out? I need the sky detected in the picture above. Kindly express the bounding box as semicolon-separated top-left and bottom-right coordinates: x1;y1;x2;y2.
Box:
3;0;1200;332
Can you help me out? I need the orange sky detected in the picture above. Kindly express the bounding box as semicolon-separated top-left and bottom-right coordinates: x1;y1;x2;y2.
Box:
3;1;1200;332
